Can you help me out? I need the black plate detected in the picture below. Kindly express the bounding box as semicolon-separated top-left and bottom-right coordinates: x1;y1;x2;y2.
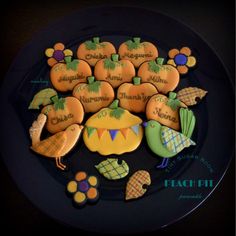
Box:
0;6;234;234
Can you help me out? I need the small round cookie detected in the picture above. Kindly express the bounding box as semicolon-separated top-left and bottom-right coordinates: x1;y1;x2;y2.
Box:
50;56;92;92
83;99;143;156
118;37;158;68
137;57;179;94
77;37;116;66
72;76;115;113
117;77;158;113
94;54;135;88
146;92;184;131
41;96;84;134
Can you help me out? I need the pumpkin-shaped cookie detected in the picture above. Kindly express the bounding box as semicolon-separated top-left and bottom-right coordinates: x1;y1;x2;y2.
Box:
77;37;116;66
50;56;92;92
118;37;158;67
146;92;185;130
117;77;158;113
138;58;180;94
94;54;135;88
72;76;115;113
83;100;143;155
41;96;84;134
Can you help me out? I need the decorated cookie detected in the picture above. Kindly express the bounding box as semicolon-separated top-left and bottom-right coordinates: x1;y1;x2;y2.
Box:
125;170;151;200
94;54;135;88
45;42;73;66
117;77;158;113
118;37;158;68
95;158;129;180
41;96;84;134
144;109;196;158
167;47;196;75
77;37;116;66
177;87;208;106
30;113;83;170
28;88;57;109
137;57;180;94
146;92;186;130
83;99;143;155
72;76;115;113
50;56;92;92
67;171;99;206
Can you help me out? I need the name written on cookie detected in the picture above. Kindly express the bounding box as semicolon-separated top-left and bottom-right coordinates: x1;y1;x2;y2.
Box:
153;108;177;123
106;74;122;81
79;96;110;103
147;75;168;84
85;53;108;60
58;73;86;83
119;92;151;103
122;52;153;60
51;114;74;125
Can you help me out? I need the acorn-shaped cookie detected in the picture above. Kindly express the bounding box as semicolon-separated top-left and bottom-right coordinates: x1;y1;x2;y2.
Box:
83;99;143;155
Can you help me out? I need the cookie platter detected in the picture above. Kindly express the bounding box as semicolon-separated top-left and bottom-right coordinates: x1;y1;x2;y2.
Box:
0;7;234;234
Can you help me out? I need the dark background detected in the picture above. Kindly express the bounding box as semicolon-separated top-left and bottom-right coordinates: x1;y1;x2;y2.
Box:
0;0;234;235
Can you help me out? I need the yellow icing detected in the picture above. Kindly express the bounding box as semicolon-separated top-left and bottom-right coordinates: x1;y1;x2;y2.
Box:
186;56;196;67
64;49;73;57
85;108;142;129
74;191;86;203
83;126;143;155
88;176;98;186
67;180;77;193
167;59;176;67
45;48;54;57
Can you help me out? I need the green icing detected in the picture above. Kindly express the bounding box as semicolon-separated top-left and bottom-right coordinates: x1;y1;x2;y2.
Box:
145;120;175;158
86;76;101;93
166;92;181;111
109;99;125;119
125;37;142;50
84;37;105;50
133;77;141;85
51;95;66;110
95;158;129;180
148;57;165;73
180;108;196;138
104;58;116;70
111;54;119;62
65;56;79;71
28;88;57;109
87;127;96;137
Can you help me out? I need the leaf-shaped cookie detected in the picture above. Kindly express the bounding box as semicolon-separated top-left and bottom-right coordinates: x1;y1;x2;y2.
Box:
177;87;207;106
95;158;129;180
125;170;151;200
28;88;57;109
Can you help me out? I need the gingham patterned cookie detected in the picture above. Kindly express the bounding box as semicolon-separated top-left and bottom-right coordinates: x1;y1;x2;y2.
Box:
95;158;129;180
125;170;151;200
161;126;195;154
177;87;207;106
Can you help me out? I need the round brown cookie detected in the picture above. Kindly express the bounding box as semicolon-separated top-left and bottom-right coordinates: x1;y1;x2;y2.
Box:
118;37;158;68
73;76;115;113
94;54;135;88
77;37;116;66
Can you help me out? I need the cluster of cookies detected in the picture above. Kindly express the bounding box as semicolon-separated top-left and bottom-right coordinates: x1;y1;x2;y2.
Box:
28;37;207;206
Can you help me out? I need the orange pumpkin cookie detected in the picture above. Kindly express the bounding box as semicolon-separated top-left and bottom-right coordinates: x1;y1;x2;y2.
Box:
50;56;92;92
138;57;180;94
117;77;158;113
41;96;84;134
77;37;116;66
118;37;158;68
29;113;83;170
146;92;185;130
94;54;135;88
72;76;115;113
